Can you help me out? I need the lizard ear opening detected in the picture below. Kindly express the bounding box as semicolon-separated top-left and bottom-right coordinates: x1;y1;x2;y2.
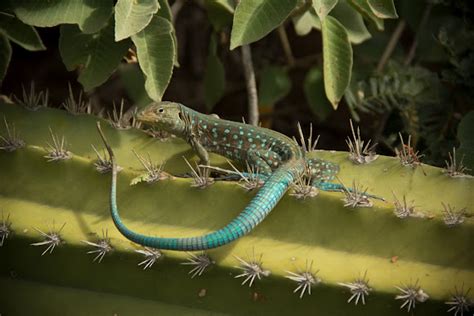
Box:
178;111;184;121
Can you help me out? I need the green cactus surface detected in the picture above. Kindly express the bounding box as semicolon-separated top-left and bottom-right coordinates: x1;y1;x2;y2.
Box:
0;103;472;315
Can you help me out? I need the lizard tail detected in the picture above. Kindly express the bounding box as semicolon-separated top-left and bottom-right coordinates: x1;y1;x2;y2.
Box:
97;122;297;251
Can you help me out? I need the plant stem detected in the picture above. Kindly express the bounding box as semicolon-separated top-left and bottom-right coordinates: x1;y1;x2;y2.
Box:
171;0;185;22
404;3;433;66
278;25;295;66
241;45;259;126
289;0;312;18
376;20;406;73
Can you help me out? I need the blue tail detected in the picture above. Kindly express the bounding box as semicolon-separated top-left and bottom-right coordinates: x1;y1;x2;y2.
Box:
98;122;297;251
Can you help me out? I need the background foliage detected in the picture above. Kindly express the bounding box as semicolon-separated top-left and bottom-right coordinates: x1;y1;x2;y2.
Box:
0;0;472;171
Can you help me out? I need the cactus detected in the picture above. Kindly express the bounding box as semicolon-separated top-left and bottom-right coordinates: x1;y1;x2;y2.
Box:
0;102;472;315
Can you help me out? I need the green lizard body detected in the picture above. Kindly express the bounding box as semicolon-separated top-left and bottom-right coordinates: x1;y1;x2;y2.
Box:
98;102;341;251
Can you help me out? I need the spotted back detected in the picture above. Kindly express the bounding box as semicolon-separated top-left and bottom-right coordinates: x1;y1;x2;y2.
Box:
180;106;303;170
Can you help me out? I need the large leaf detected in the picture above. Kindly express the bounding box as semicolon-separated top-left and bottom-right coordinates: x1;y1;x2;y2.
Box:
209;0;235;13
119;64;153;109
131;16;175;101
59;22;131;91
312;0;338;20
204;34;225;112
156;0;172;20
292;10;319;36
12;0;113;34
367;0;398;19
0;33;12;84
0;14;45;51
258;65;291;106
205;0;234;31
155;0;179;67
293;2;371;44
330;0;371;44
114;0;160;41
321;15;353;109
230;0;297;50
347;0;384;31
304;66;333;120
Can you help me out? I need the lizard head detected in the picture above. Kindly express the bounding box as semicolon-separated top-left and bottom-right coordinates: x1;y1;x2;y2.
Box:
137;101;186;135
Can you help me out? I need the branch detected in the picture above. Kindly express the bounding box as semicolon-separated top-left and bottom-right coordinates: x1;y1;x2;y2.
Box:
171;0;185;22
376;20;406;74
289;0;312;18
278;25;295;66
404;3;433;66
241;45;259;126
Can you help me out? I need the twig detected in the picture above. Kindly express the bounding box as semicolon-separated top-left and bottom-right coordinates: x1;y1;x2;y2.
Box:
171;0;185;22
376;20;406;73
278;25;295;66
373;20;406;143
290;54;321;69
289;0;312;18
241;45;259;126
404;3;433;66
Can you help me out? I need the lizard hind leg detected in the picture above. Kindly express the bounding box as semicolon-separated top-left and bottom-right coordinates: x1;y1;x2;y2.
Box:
213;150;274;182
306;158;339;184
245;149;276;176
226;149;277;183
306;157;347;192
306;158;385;200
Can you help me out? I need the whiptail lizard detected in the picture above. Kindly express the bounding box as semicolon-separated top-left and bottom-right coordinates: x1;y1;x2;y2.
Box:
97;101;361;251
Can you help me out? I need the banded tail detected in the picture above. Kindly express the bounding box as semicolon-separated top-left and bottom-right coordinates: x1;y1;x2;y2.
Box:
97;122;299;251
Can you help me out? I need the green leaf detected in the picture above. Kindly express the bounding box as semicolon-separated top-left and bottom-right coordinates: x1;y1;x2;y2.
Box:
114;0;160;41
347;0;384;31
157;0;172;20
230;0;297;50
330;0;371;44
205;0;234;31
304;66;333;120
312;0;338;20
0;33;12;84
119;64;153;109
321;15;353;109
155;0;178;67
210;0;235;13
131;16;175;101
0;14;45;51
367;0;398;19
12;0;113;34
293;2;371;44
258;66;291;107
292;10;319;36
59;22;131;91
457;111;474;174
204;34;225;112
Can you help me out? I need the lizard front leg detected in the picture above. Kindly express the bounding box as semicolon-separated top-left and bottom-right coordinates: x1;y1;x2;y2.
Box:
189;137;210;167
181;110;210;167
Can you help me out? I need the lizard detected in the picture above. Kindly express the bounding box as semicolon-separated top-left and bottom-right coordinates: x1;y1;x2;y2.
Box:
96;101;359;251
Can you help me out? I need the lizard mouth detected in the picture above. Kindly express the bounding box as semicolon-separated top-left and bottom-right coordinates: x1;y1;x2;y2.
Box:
136;108;157;124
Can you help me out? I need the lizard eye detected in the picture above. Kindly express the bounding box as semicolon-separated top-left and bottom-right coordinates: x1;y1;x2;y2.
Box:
158;107;164;113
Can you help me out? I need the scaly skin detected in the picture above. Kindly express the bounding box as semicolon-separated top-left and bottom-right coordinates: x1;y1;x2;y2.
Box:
97;102;340;251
